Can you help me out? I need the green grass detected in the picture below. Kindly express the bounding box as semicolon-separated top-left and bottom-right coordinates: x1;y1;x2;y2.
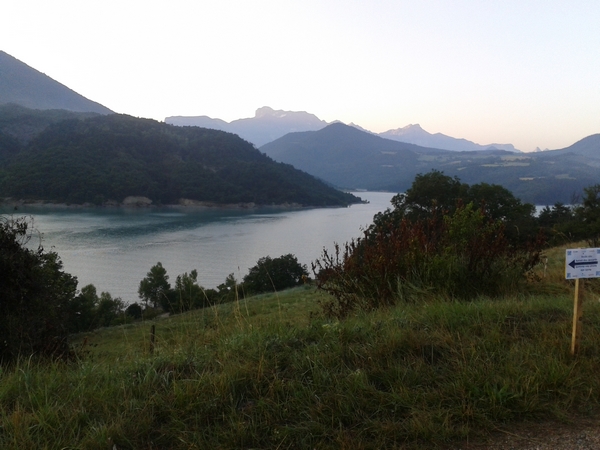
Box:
3;257;600;449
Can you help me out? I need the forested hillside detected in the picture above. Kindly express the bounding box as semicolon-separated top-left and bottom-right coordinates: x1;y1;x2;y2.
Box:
0;103;100;144
0;113;359;207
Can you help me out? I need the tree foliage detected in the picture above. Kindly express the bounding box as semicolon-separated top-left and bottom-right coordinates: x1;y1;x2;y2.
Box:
243;254;308;294
371;170;538;245
138;262;171;309
216;273;241;303
0;216;77;363
170;270;217;313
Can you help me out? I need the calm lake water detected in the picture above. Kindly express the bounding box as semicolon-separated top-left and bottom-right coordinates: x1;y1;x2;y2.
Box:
3;191;395;304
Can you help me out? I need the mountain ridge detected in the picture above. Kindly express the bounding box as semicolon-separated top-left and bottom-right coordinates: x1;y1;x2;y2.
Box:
0;51;113;114
166;107;520;152
380;124;520;152
167;106;328;147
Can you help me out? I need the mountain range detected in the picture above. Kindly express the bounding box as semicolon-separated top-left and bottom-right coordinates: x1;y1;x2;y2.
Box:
166;108;521;152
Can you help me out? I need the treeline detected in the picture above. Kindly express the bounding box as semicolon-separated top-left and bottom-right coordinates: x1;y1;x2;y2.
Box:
135;255;308;316
0;110;358;207
57;254;310;336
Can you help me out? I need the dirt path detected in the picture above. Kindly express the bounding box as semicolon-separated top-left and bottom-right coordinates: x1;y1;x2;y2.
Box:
454;417;600;449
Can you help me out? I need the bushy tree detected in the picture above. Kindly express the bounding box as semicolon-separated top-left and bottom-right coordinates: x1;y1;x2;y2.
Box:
95;292;125;327
67;284;126;332
0;216;77;363
313;174;545;318
67;284;99;333
170;269;215;313
243;254;308;294
217;273;242;303
387;170;468;221
371;170;538;246
125;302;143;319
138;262;171;309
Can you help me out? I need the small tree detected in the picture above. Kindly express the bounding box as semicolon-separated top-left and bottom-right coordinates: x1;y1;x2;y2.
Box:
171;270;206;313
575;184;600;246
95;292;125;327
68;284;100;333
125;302;143;319
217;273;242;303
138;262;171;309
243;254;308;294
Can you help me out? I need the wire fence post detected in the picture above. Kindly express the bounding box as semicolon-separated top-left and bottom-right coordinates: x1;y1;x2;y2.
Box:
150;324;156;355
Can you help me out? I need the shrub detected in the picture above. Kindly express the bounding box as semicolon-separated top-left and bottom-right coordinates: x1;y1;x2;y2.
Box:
243;254;308;294
313;204;544;318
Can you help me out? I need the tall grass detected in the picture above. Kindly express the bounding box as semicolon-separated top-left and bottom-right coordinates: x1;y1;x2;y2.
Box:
2;259;600;449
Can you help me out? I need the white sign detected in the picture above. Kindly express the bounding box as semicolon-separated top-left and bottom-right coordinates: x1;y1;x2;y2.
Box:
565;248;600;279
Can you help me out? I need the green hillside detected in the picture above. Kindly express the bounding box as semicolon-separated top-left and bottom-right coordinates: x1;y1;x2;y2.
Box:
0;113;359;207
2;252;600;449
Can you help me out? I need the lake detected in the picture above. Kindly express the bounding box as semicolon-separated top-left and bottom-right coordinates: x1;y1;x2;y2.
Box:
2;191;395;304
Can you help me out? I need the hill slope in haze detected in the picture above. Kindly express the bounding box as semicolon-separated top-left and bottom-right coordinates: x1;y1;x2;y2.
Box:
167;106;328;147
261;123;423;190
261;124;600;205
543;134;600;160
380;123;520;152
0;51;113;114
0;113;359;207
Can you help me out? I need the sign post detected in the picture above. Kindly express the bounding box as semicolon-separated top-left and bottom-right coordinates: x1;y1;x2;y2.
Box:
565;248;600;355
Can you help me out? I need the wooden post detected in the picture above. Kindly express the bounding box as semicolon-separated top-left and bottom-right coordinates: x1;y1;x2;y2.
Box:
571;279;583;355
150;324;156;355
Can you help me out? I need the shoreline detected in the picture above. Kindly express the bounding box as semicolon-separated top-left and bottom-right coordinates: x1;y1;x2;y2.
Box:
0;196;354;212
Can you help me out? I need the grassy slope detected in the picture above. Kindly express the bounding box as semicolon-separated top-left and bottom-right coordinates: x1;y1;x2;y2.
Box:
2;246;600;449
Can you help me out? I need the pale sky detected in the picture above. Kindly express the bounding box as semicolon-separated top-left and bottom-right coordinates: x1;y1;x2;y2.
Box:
2;0;599;151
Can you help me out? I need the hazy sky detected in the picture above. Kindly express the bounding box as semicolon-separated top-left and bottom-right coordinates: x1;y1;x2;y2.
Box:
2;0;599;151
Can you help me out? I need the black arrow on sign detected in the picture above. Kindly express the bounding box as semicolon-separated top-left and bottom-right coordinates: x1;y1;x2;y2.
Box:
569;259;599;269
